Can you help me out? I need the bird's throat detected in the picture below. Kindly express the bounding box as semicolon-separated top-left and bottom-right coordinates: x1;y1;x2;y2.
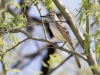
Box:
49;22;66;42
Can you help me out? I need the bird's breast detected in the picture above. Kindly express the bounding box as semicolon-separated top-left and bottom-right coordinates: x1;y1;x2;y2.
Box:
49;22;66;42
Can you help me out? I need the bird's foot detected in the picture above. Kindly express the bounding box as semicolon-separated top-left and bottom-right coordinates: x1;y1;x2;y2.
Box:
52;42;62;49
60;41;66;50
52;42;62;45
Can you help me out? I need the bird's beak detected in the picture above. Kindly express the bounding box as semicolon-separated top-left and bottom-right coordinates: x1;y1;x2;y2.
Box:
40;16;46;18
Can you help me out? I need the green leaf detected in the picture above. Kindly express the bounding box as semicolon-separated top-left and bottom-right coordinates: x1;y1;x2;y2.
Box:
9;2;20;8
0;9;5;14
32;0;38;3
84;35;91;55
95;43;100;60
38;71;43;75
95;13;100;25
47;53;62;69
42;0;54;11
0;56;2;60
7;69;22;74
92;28;100;37
0;37;4;45
42;61;49;68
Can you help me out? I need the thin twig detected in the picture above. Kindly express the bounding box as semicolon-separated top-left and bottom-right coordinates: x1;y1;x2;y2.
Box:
51;0;100;72
25;37;57;58
47;54;73;75
35;3;47;39
19;29;87;61
75;21;95;49
0;28;87;61
5;38;29;53
86;13;90;36
1;56;6;75
1;0;6;75
1;0;5;20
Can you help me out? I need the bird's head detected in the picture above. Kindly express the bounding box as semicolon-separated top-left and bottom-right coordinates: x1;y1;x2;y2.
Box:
41;12;58;21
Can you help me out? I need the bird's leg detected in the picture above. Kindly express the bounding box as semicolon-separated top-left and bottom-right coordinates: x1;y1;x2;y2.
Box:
52;42;62;45
52;42;62;49
52;41;66;50
60;41;66;50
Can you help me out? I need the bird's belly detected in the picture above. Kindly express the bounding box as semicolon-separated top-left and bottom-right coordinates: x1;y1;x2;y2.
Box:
49;24;66;42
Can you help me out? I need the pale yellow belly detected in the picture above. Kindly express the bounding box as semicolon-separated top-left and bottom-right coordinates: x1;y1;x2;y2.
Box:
49;23;73;50
49;23;66;42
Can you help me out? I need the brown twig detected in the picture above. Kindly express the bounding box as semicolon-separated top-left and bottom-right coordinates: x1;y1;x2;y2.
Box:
0;26;87;61
19;29;87;61
47;54;73;75
1;56;6;75
1;0;5;20
5;38;29;53
0;28;87;61
53;0;99;74
35;3;47;39
1;0;6;75
25;37;57;58
75;21;95;49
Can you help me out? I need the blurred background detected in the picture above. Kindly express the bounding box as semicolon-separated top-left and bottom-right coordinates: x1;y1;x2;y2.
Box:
0;0;98;75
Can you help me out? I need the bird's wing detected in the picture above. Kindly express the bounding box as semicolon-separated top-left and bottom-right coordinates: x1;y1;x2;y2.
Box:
56;22;81;68
56;22;73;46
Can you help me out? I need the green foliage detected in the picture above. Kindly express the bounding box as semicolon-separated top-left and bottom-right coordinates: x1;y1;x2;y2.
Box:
12;14;26;28
0;36;4;51
91;28;100;59
31;70;43;75
42;0;54;11
23;0;39;12
84;34;91;55
92;28;100;37
0;9;5;15
77;12;84;27
0;12;26;54
95;43;100;60
0;37;4;45
8;33;19;45
2;13;26;30
42;61;49;68
93;3;100;25
8;1;20;8
32;0;39;4
76;0;93;54
0;0;28;73
0;56;2;60
78;0;100;26
0;0;100;74
82;0;92;10
95;12;100;25
42;53;62;69
77;0;98;27
77;0;100;57
7;69;22;75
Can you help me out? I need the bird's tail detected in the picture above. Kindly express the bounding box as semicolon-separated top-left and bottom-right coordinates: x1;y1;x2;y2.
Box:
73;54;81;68
66;42;81;68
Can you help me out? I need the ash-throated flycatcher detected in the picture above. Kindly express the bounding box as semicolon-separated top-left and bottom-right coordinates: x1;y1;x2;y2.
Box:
41;12;81;68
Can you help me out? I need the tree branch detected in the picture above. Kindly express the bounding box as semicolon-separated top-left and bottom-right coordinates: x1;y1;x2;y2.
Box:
1;0;6;75
19;29;87;61
47;54;73;75
35;3;47;39
52;0;99;74
5;38;29;53
75;21;95;49
1;28;86;61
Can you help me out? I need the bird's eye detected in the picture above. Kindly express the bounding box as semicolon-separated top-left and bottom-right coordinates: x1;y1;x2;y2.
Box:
48;14;51;16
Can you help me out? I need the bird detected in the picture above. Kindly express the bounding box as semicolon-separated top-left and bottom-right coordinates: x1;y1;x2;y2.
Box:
41;12;81;68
